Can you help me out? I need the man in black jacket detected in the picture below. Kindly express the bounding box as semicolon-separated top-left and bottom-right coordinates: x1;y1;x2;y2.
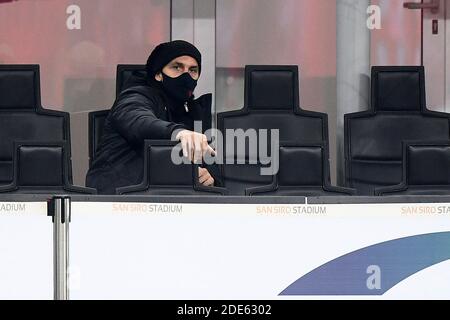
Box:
86;40;220;194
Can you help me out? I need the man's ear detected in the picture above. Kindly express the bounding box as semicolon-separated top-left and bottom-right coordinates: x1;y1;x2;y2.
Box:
154;72;163;82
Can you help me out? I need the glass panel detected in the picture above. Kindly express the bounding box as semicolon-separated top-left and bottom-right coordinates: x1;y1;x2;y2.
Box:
0;0;171;186
216;0;422;113
0;0;171;111
216;0;337;114
423;0;447;111
371;0;422;66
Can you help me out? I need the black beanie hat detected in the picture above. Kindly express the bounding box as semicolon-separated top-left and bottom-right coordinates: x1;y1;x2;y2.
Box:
146;40;202;79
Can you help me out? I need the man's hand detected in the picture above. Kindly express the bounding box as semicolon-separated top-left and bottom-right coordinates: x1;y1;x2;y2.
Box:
198;167;215;187
175;130;215;163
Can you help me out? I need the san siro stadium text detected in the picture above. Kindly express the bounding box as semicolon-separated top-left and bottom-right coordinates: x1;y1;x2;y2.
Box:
112;203;183;214
256;205;326;215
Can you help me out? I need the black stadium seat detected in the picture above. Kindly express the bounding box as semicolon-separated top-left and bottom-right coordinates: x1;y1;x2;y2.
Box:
217;65;329;195
116;64;146;96
344;66;450;195
0;64;73;186
88;109;109;167
117;140;226;195
88;64;147;168
0;141;95;194
375;141;450;196
246;144;355;196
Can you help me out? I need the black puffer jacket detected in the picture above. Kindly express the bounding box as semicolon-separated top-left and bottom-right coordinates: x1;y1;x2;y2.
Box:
86;72;222;194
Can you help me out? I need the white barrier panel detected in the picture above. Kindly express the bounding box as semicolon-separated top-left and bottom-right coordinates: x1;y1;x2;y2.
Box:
70;202;450;300
0;202;52;300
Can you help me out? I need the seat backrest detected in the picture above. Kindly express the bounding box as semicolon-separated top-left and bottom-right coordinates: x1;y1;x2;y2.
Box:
88;110;110;167
244;65;300;110
406;142;450;186
147;142;193;187
217;65;329;195
345;66;450;195
17;143;65;187
0;141;95;194
371;66;426;112
0;65;72;185
117;140;225;195
0;64;40;110
116;64;147;97
246;144;354;196
375;141;450;196
277;145;325;186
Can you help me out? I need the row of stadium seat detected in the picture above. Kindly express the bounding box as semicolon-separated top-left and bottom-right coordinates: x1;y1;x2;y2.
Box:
0;64;449;196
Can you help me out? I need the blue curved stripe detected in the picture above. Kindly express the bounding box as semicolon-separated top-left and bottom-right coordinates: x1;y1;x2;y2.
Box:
280;232;450;296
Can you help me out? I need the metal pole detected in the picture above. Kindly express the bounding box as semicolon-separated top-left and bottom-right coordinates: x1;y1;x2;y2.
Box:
51;196;71;300
336;0;371;185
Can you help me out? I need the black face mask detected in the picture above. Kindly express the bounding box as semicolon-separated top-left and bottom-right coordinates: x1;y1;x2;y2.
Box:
161;72;198;103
